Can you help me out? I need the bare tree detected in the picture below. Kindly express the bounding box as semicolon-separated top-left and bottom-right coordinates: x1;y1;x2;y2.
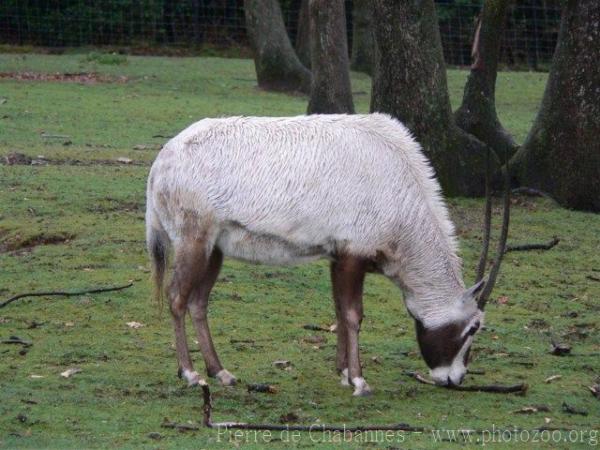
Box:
307;0;354;114
371;0;488;196
350;0;374;75
511;1;600;211
454;0;518;160
244;0;311;94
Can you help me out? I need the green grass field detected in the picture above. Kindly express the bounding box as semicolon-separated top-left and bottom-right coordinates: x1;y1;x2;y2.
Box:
0;53;598;449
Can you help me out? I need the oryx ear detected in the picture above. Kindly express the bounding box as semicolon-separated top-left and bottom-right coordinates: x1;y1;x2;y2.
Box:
463;279;486;301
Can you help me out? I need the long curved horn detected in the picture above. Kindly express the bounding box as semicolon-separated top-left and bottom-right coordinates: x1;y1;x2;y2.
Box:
478;148;511;311
476;146;492;283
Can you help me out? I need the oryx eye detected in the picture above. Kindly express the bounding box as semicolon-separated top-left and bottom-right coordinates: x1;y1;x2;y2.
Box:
467;321;481;336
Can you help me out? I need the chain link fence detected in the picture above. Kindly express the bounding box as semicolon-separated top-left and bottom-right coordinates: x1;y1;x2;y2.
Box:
0;1;562;69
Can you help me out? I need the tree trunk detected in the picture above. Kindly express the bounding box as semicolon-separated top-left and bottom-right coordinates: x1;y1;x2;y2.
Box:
191;0;201;44
244;0;311;94
295;0;312;68
454;0;518;161
371;0;488;196
510;1;600;212
350;0;374;75
307;0;355;114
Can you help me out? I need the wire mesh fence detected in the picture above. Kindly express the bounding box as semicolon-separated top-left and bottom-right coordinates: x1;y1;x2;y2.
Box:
0;1;562;69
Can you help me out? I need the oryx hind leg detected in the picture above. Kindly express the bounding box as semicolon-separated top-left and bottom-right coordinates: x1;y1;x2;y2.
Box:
187;247;236;386
168;237;211;387
331;255;371;396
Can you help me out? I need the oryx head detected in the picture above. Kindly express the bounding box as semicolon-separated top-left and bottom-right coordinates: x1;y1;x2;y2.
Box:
416;147;511;386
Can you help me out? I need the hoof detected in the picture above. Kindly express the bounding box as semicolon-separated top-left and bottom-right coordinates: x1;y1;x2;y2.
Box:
351;377;372;397
181;369;204;387
340;368;351;387
216;369;237;386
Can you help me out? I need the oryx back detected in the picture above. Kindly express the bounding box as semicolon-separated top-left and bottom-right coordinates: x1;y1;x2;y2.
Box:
147;113;455;267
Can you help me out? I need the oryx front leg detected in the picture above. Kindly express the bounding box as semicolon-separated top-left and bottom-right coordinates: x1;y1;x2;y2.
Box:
331;256;371;397
331;264;349;386
187;248;237;386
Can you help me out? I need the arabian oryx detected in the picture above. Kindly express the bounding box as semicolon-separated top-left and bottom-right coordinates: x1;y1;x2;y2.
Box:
146;113;509;396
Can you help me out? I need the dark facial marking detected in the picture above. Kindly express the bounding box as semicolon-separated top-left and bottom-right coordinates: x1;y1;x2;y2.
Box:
462;344;472;366
415;319;471;369
467;320;481;336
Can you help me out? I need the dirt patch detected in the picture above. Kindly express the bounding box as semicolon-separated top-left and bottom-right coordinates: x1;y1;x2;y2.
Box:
0;232;75;254
0;72;128;84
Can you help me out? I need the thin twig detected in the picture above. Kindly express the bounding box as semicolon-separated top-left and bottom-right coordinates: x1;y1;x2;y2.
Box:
229;339;256;344
302;324;332;332
505;237;559;253
0;282;134;309
41;133;71;139
406;371;527;394
161;421;201;431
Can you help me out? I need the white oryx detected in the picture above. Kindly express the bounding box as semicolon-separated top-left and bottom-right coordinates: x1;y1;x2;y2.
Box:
146;113;508;396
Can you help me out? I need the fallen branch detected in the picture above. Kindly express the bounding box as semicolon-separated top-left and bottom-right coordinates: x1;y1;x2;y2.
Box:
1;336;32;347
505;237;559;253
158;381;589;437
0;282;134;309
198;381;425;432
586;275;600;282
406;371;527;394
247;383;277;394
514;361;535;367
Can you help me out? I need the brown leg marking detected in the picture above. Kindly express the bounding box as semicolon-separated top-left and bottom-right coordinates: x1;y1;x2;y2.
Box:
331;255;371;396
187;248;236;385
168;240;209;386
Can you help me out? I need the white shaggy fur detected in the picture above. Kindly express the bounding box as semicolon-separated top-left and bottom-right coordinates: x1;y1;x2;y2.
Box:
147;114;475;330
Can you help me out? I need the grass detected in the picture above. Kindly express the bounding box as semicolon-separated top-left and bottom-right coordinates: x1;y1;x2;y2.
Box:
0;53;598;449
